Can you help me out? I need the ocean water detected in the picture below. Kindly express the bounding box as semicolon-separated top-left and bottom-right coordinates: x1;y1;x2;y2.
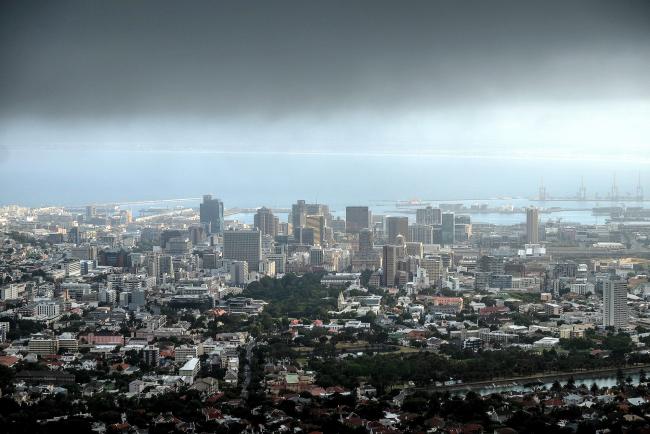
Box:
1;149;648;225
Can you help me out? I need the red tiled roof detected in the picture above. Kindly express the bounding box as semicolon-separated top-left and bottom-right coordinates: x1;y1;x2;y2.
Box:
0;355;19;367
203;407;223;421
326;386;347;394
206;392;225;403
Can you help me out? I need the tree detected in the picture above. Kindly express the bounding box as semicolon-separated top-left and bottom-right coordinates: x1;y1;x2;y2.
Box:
590;382;599;394
0;365;15;393
616;368;625;386
360;269;373;287
564;376;575;390
551;380;561;392
602;333;633;358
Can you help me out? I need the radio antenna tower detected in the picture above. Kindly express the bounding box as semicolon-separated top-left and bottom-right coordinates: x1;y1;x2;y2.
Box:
578;177;587;201
610;173;619;201
538;177;547;201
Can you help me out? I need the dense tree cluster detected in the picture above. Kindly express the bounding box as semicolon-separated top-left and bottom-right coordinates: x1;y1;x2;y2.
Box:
242;273;338;319
311;347;650;392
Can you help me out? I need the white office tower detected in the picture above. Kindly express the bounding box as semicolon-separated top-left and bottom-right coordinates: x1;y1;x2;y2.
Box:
603;279;628;329
231;260;249;285
99;288;117;304
526;207;539;244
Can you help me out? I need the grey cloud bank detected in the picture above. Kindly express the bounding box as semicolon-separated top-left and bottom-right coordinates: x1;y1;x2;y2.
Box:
1;0;649;156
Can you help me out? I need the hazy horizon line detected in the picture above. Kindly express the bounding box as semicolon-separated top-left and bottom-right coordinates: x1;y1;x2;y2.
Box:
3;145;650;165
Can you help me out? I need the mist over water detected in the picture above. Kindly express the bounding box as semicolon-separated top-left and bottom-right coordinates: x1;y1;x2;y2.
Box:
1;149;647;214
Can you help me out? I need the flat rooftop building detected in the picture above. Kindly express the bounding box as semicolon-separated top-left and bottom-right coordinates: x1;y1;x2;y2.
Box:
179;357;201;382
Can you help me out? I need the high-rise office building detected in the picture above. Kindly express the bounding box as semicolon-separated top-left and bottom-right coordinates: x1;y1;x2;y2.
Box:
405;242;423;258
310;247;324;266
188;225;206;245
408;224;434;244
292;201;332;234
305;215;326;246
159;254;174;277
382;245;398;287
358;228;374;255
160;229;183;249
477;255;504;274
130;289;147;309
146;253;160;282
331;217;346;234
291;200;307;238
386;216;408;245
526;207;539;244
441;212;455;245
305;203;332;226
603;278;628;329
440;252;453;269
346;206;371;234
68;226;81;245
165;237;192;255
293;227;314;246
421;255;443;284
416;206;442;226
202;253;218;269
231;261;249;285
200;195;224;235
278;222;290;236
254;207;279;237
143;345;160;367
455;214;472;241
223;229;262;271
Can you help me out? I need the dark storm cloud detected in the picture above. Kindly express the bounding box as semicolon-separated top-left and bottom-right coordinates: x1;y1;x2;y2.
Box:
2;0;650;119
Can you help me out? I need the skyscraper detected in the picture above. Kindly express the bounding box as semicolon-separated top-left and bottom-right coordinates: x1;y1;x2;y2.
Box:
358;228;374;255
254;207;279;237
85;205;96;221
408;224;434;244
346;206;371;234
231;261;249;285
68;226;80;245
305;214;326;246
146;253;174;284
223;229;262;271
188;225;206;245
526;207;539;244
382;245;398;287
441;212;455;245
421;255;443;285
291;200;307;238
603;278;628;329
200;194;224;235
146;253;160;283
159;254;174;278
416;206;442;226
386;216;408;245
305;203;332;226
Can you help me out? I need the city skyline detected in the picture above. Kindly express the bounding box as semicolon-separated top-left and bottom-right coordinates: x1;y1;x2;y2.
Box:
2;2;650;431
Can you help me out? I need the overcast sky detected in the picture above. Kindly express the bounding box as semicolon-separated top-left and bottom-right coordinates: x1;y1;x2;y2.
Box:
1;0;649;159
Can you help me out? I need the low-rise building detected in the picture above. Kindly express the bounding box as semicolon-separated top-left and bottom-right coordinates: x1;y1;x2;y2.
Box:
179;357;200;383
